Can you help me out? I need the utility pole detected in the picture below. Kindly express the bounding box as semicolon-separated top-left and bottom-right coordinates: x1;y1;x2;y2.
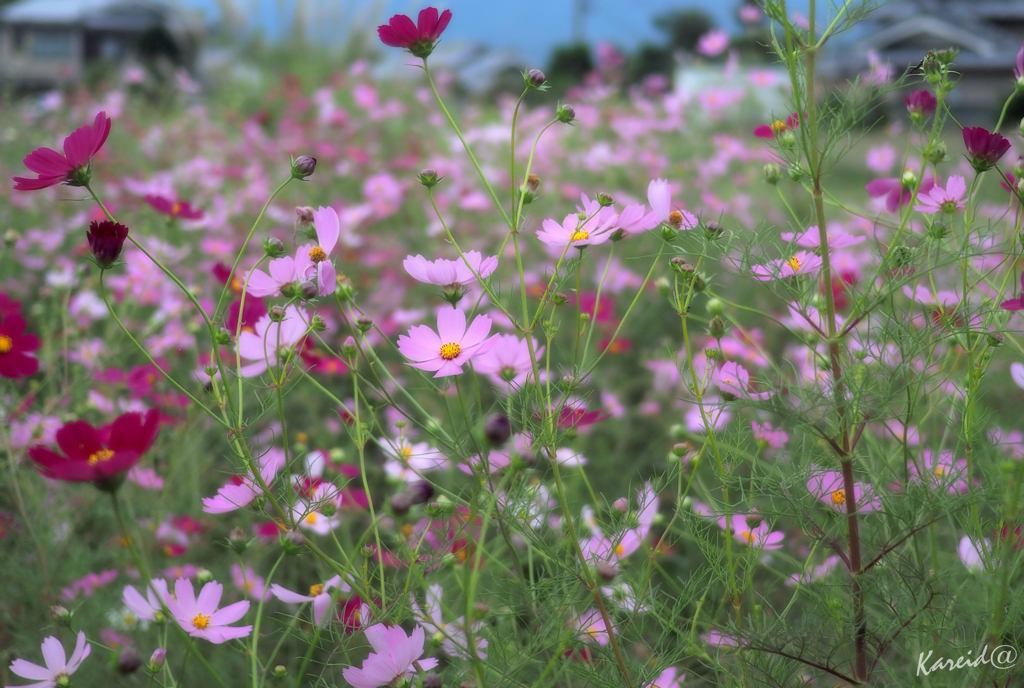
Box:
571;0;588;44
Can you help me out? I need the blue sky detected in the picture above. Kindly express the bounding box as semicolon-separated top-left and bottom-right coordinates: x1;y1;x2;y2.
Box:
177;0;813;62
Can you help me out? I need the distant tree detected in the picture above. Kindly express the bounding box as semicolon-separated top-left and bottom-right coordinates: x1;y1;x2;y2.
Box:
654;9;714;53
547;42;594;85
627;43;673;83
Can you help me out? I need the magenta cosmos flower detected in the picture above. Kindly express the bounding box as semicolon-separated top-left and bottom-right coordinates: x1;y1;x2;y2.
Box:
750;250;822;281
753;112;799;139
963;126;1011;171
866;173;936;213
377;7;452;58
1000;273;1024;311
914;175;967;214
714;361;770;400
6;630;91;688
718;513;784;549
0;308;41;379
144;194;204;220
342;623;438;688
166;578;252;644
295;206;340;296
403;251;498;288
807;470;881;513
904;90;937;118
201;451;282;514
397;306;496;378
27;409;160;489
13;111;111;190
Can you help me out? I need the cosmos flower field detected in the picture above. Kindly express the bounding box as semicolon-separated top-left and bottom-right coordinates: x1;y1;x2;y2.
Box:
2;3;1024;687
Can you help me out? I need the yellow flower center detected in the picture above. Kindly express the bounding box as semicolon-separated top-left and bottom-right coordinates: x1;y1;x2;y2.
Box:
400;444;413;461
0;335;11;354
305;513;319;525
88;448;115;465
192;613;211;630
309;584;324;596
296;432;308;444
786;255;802;273
569;230;590;243
771;120;788;135
614;544;625;557
831;489;846;505
586;624;601;638
439;342;462;360
934;466;946;477
741;531;756;544
309;246;328;263
172;202;182;215
401;523;414;538
668;210;684;228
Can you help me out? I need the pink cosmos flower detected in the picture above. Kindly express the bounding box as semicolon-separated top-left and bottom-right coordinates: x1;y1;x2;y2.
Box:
612;203;659;235
1015;43;1024;83
144;194;204;220
866;174;936;213
866;144;896;173
753;112;799;139
381;436;447;482
787;555;842;587
751;250;822;281
752;421;788;449
231;564;269;600
473;334;542;387
958;535;989;572
295;206;340;296
914;175;967;214
236;305;310;378
718;513;784;549
293;483;344;535
270;574;351;626
909;449;969;495
697;29;730;57
166;577;252;644
122;579;171;621
780;225;865;250
342;624;438;688
1012;362;1024;388
645;666;685;688
807;470;881;513
580;483;657;563
403;251;498;288
397;306;496;378
575;609;616;646
643;179;697;230
245;256;298;298
999;274;1024;311
537;211;616;249
703;629;742;648
13;111;111;190
714;361;770;400
6;630;91;688
202;449;282;514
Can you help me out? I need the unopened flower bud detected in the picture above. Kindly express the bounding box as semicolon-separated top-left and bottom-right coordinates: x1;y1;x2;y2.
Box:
87;220;130;269
212;328;231;345
526;68;547;87
526;174;541;192
484;413;512;445
418;168;441;188
295;206;315;227
341;336;358;358
229;527;249;553
356;316;373;333
149;649;167;672
118;648;142;675
553;292;569;305
50;605;72;626
763;162;781;185
655;276;672;297
660;224;678;242
900;169;918;188
4;229;20;246
424;495;454;516
390;492;412;515
273;665;287;679
269;305;286;321
924;141;947;164
671;443;690;458
705;297;724;316
423;673;443;688
264;236;286;257
669;257;690;273
291;155;317;180
407;480;435;505
787;165;807;183
299;280;318;300
745;514;763;528
704;220;723;239
705;347;721;360
597;192;614;207
927;222;947;240
556;102;576;124
474;602;490;616
311;314;327;331
360;544;375;557
988;331;1005;348
595;561;618;581
197;568;214;584
612;497;629;514
708;315;726;339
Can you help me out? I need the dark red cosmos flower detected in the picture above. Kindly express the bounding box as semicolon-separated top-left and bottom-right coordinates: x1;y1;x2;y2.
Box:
228;297;267;335
1001;274;1024;311
904;90;937;118
0;310;40;379
144;194;204;220
754;112;800;139
377;7;452;58
27;409;160;490
0;293;22;316
213;262;244;294
963;126;1011;171
557;404;611;428
86;220;129;268
13;111;111;190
